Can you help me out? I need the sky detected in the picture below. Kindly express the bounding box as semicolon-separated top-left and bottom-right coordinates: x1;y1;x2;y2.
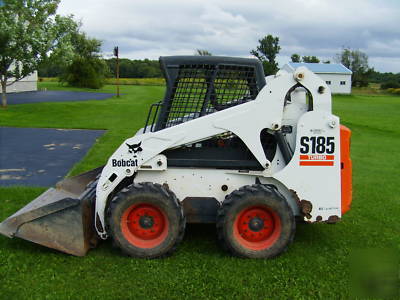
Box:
58;0;400;73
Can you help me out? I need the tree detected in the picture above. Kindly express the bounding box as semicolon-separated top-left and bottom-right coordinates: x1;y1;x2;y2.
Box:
195;49;212;56
291;54;321;63
291;54;301;63
250;35;281;75
61;32;108;88
380;81;400;89
103;59;162;78
0;0;78;107
302;55;320;63
368;70;400;86
336;48;372;87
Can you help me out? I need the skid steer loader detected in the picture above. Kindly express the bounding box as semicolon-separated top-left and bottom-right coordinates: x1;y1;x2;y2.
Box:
0;56;352;258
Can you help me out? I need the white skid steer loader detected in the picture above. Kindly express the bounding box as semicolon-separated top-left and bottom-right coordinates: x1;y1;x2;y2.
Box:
0;56;352;259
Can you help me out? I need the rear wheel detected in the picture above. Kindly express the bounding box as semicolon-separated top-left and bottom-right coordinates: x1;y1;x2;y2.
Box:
217;184;295;258
107;182;185;258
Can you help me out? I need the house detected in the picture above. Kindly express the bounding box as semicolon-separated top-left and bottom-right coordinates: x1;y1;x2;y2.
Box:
282;63;352;94
5;71;38;93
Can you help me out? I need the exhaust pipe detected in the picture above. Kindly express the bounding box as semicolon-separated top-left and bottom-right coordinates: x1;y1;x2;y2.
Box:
0;167;103;256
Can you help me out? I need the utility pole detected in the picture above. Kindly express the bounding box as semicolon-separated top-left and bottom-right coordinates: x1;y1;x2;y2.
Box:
114;46;120;97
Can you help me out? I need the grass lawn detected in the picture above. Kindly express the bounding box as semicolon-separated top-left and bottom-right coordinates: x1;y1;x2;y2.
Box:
0;83;399;299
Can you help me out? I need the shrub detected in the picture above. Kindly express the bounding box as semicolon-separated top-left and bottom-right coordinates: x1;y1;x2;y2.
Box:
105;78;165;86
39;77;166;86
61;57;108;89
39;77;59;82
387;88;400;95
380;81;400;89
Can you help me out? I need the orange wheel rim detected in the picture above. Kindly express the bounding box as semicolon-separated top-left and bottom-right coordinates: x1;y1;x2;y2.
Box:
121;203;169;249
233;205;281;251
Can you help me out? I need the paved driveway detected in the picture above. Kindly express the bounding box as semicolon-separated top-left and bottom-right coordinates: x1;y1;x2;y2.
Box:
7;90;115;105
0;127;105;187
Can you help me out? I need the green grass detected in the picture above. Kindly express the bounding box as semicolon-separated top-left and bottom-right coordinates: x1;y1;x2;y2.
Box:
0;84;399;299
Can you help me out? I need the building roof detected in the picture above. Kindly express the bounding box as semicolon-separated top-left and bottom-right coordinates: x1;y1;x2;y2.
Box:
286;62;352;74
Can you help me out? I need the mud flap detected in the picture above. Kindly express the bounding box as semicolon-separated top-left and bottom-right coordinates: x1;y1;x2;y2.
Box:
0;167;103;256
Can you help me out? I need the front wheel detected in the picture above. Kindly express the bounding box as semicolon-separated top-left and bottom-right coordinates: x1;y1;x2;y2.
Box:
107;182;185;258
217;184;295;258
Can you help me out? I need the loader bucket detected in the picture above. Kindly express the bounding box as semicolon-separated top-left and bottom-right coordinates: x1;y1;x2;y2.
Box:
0;167;103;256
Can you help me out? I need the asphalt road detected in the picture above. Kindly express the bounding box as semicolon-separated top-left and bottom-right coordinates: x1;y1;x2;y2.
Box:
0;127;105;187
7;90;114;105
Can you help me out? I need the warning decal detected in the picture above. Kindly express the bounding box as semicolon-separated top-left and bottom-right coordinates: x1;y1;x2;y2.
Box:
299;155;334;166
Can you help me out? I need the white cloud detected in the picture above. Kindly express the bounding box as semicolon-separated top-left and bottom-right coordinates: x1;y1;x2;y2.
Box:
58;0;400;72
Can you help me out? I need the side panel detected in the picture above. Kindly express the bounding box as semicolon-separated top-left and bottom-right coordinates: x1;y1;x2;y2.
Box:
340;125;352;214
135;168;301;217
274;111;342;222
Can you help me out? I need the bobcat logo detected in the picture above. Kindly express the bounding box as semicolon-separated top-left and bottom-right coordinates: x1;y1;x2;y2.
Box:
126;142;143;157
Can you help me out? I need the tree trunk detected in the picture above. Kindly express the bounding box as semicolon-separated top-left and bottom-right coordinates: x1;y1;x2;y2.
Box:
1;79;7;108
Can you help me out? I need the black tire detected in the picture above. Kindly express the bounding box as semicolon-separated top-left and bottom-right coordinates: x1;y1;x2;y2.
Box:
107;182;185;258
217;184;295;259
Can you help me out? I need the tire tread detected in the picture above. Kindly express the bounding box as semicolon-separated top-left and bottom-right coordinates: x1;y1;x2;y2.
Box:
107;182;185;258
216;184;296;259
